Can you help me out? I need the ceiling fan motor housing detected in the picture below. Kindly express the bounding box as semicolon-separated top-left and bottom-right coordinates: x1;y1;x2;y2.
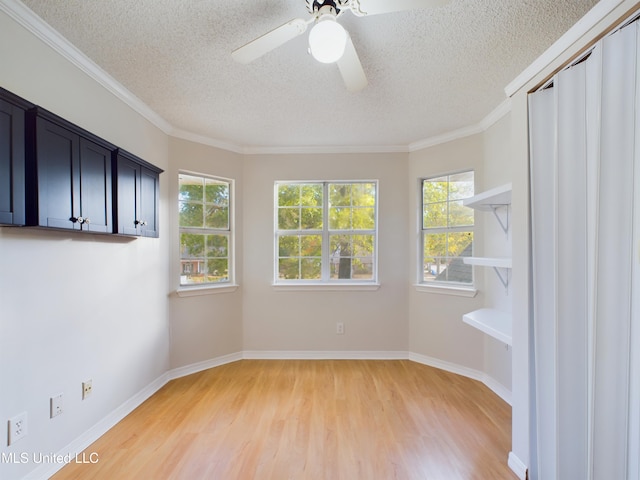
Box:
307;0;347;15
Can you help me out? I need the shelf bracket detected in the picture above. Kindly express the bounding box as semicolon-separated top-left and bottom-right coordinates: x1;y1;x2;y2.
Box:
492;266;510;292
489;204;509;234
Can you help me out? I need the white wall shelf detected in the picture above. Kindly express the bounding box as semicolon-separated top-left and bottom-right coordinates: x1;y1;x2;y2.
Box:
463;308;512;346
464;183;512;233
464;257;512;290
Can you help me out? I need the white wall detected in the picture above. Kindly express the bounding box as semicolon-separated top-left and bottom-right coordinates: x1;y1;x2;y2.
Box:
408;134;486;370
241;153;410;353
481;113;513;391
168;138;244;368
0;10;170;480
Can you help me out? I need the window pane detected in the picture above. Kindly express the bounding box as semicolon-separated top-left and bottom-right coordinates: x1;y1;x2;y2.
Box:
180;173;233;287
353;207;375;229
423;202;447;228
181;233;204;257
329;184;351;206
301;235;322;257
448;232;473;257
276;181;377;283
352;183;376;206
449;200;474;227
329;207;351;230
278;184;300;206
205;205;229;229
300;184;322;206
279;258;300;280
179;174;203;202
449;172;474;200
206;258;228;282
423;177;448;204
301;258;321;279
205;180;229;205
443;259;472;284
179;202;203;228
352;258;373;280
278;208;299;230
301;207;322;229
423;258;448;282
352;234;374;257
206;234;228;257
279;235;299;256
424;233;447;258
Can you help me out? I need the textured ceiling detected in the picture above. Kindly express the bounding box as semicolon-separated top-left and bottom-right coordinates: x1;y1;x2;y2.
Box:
20;0;598;150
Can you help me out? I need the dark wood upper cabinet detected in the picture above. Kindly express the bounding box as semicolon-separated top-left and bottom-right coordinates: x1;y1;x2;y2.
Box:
0;88;32;225
1;87;162;238
113;149;162;238
26;108;114;232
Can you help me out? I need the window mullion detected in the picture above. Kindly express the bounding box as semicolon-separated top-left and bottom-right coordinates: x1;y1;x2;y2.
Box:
322;182;330;281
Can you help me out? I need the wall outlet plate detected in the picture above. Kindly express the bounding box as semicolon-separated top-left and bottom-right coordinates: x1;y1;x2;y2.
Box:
50;393;63;418
8;412;28;445
82;380;92;399
336;322;344;335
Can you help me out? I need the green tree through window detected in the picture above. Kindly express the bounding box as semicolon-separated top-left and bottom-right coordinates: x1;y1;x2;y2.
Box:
421;171;474;285
276;181;377;283
179;173;232;286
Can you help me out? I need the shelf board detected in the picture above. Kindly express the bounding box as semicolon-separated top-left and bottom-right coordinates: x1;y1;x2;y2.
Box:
463;257;512;268
464;183;512;211
463;308;512;345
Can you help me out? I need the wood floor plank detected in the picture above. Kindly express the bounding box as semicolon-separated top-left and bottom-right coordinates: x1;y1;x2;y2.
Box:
51;360;517;479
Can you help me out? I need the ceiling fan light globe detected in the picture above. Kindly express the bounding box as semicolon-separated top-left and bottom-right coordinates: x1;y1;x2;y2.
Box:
308;18;347;64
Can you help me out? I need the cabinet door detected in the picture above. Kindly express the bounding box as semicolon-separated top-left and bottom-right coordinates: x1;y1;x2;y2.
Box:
35;117;81;230
0;98;26;225
79;138;112;232
139;166;159;238
115;155;141;235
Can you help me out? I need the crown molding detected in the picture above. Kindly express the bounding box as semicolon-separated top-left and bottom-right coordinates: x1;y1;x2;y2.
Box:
2;0;512;156
505;0;624;97
408;98;511;152
0;0;175;135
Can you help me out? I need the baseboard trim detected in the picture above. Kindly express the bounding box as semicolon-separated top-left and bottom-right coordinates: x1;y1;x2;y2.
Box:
242;350;409;360
167;351;244;380
409;352;512;405
25;371;170;480
508;451;528;480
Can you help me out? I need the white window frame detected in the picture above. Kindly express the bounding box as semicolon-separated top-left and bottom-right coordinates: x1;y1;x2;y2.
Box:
177;171;236;296
419;170;475;291
274;180;379;288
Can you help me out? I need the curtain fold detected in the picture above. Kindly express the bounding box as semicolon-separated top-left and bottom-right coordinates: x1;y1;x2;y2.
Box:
528;20;639;480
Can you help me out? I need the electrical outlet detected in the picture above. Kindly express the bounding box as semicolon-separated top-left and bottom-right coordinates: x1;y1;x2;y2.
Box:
82;380;92;400
50;393;63;418
336;322;344;335
8;412;28;445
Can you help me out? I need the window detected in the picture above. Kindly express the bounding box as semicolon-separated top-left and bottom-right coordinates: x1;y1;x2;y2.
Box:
179;172;233;286
275;181;377;283
421;171;474;285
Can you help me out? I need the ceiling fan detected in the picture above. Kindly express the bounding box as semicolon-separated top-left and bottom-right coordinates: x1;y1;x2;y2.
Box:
231;0;450;92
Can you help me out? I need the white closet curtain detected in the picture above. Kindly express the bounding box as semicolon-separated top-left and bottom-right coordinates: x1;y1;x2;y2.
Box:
529;19;640;480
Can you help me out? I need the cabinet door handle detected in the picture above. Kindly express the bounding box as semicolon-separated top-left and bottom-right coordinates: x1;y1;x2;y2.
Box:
140;221;147;226
71;216;85;224
83;218;90;224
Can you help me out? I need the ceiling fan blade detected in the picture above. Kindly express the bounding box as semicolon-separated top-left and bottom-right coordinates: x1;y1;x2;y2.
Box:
337;35;368;92
232;18;309;64
353;0;450;16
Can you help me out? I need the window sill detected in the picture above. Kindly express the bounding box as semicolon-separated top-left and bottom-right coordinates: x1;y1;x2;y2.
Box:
273;283;380;292
414;284;478;297
176;284;239;297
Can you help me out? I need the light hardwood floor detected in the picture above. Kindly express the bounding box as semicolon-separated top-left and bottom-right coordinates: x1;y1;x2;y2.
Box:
52;360;517;479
